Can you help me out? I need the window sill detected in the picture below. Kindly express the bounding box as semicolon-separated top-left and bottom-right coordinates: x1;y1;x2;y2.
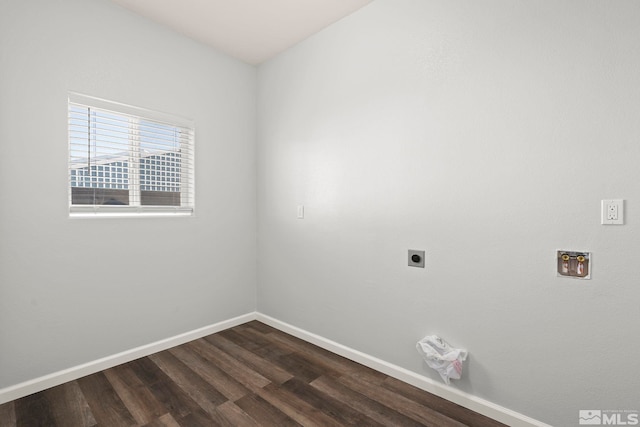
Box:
69;206;193;218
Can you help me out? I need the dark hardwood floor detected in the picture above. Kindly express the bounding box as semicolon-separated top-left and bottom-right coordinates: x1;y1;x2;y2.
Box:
0;321;506;427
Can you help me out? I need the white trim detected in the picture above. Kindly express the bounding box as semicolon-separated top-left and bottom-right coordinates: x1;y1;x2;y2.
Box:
68;92;195;217
0;312;256;405
0;311;549;426
69;206;194;218
68;92;194;129
256;313;551;427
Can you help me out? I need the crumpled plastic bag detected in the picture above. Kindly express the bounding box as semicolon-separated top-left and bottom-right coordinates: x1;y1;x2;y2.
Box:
416;335;468;385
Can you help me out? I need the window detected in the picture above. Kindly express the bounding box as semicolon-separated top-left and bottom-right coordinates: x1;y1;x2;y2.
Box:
68;93;194;216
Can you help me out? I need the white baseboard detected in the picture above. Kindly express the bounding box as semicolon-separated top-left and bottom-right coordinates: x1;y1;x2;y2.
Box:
256;312;550;427
0;312;256;405
1;311;549;427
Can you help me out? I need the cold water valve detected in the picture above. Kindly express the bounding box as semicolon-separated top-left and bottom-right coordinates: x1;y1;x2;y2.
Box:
557;250;590;279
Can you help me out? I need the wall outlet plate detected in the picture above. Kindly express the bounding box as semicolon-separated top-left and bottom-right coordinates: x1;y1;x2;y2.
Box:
408;249;425;268
601;199;624;225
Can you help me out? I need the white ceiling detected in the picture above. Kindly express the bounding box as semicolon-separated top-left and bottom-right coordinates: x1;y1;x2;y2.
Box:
110;0;373;65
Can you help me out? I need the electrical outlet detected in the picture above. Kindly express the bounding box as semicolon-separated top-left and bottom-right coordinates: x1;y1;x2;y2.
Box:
408;249;425;268
601;200;624;225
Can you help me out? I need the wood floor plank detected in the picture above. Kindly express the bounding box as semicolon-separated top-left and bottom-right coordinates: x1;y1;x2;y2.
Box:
204;333;293;384
77;372;137;427
14;391;57;427
338;373;468;427
128;357;212;422
237;320;278;335
272;352;327;383
281;377;386;426
0;401;16;427
229;326;295;360
129;357;192;418
216;401;263;427
233;392;300;427
262;329;368;377
104;364;167;425
257;382;345;427
311;374;426;427
149;351;228;408
186;339;271;392
217;328;269;352
175;410;223;427
382;375;506;427
141;412;182;427
169;344;249;402
44;381;96;427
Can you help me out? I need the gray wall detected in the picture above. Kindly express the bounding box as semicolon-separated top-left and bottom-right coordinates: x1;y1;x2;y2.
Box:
257;1;640;426
0;0;257;388
3;0;639;425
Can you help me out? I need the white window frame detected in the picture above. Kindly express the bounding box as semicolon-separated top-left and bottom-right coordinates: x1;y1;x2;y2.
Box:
68;92;195;218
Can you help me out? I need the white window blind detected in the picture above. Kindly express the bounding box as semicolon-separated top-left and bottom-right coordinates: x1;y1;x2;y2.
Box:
68;93;194;217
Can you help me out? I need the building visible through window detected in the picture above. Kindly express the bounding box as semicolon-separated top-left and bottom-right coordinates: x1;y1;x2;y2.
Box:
68;93;194;216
